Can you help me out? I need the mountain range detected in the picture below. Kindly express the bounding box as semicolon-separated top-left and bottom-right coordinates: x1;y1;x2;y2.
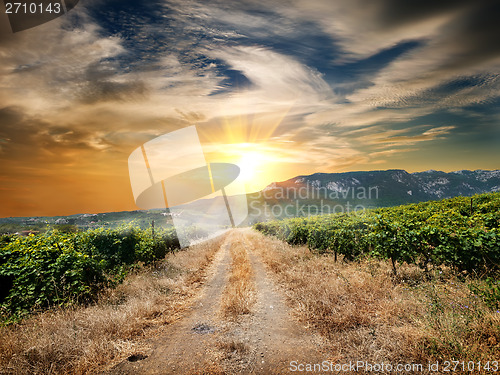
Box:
246;169;500;220
264;169;499;200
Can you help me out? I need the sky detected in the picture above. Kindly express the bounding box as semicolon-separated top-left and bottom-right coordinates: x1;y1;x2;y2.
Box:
0;0;499;217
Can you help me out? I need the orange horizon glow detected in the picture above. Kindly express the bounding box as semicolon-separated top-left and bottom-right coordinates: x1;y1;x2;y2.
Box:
1;152;499;219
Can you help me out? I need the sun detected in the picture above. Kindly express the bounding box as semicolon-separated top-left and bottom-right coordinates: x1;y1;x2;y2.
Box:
204;141;296;194
204;142;271;192
196;104;296;193
237;150;266;184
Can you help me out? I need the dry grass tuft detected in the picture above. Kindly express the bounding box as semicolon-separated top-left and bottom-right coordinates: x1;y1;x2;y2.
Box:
0;235;225;375
249;230;500;366
217;339;249;355
220;233;255;319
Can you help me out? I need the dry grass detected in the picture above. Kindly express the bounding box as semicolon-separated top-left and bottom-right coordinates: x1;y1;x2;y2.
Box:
0;235;225;375
249;230;500;368
217;339;249;356
220;232;255;320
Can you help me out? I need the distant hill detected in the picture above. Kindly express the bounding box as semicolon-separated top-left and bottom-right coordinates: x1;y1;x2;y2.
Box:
0;209;174;234
247;169;500;221
266;169;499;201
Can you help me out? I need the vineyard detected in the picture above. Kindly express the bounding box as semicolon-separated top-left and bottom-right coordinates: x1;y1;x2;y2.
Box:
2;192;499;325
0;226;180;322
254;192;500;276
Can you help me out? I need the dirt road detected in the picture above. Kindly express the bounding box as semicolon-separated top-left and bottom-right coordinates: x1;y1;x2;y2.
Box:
104;229;325;374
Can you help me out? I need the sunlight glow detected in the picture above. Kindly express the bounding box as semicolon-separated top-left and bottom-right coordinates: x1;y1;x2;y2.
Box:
198;104;295;193
237;149;266;183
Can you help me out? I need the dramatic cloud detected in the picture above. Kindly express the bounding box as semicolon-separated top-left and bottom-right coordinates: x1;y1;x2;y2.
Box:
0;0;498;216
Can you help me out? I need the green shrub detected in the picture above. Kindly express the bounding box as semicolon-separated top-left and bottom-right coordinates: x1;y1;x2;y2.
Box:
0;226;180;321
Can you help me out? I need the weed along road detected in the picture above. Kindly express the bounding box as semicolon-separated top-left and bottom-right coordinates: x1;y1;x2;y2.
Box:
104;229;325;374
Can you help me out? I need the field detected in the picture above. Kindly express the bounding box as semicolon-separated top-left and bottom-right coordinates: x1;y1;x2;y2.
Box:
0;193;499;374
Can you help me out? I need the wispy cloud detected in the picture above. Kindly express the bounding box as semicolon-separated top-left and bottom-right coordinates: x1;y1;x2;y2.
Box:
0;0;498;216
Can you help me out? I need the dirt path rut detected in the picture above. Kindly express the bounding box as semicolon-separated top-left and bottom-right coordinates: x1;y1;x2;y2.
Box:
104;229;325;374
